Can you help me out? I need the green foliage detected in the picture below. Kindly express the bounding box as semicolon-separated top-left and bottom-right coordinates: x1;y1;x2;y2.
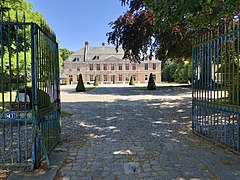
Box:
61;111;73;118
76;74;85;92
60;78;68;85
109;0;240;61
174;61;192;83
162;59;192;83
59;48;73;73
147;73;156;90
129;75;135;85
228;73;240;105
19;87;51;109
60;48;73;61
93;75;99;86
0;0;47;86
161;60;178;82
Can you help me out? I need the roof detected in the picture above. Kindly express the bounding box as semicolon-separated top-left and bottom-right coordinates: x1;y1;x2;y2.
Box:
64;46;125;62
64;44;159;63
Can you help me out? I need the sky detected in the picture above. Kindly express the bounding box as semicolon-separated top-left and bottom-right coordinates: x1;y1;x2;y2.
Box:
27;0;128;52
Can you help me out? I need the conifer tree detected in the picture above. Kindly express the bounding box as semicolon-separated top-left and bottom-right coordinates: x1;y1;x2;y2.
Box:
129;75;135;85
94;75;99;86
147;73;156;90
76;74;85;92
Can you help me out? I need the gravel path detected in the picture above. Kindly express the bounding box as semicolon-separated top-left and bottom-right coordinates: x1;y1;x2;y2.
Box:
54;84;240;180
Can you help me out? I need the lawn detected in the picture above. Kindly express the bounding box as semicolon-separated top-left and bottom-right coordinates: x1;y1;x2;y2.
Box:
85;86;96;92
0;91;17;110
61;110;73;118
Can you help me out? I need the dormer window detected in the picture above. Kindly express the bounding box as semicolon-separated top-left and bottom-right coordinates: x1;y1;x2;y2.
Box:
93;55;100;60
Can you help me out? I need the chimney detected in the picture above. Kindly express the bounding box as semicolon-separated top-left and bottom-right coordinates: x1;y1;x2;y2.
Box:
83;41;88;62
102;42;105;46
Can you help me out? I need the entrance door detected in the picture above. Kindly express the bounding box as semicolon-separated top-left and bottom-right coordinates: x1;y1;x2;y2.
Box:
111;75;115;84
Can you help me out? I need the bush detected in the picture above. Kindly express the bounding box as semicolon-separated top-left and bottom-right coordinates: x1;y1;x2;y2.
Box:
76;74;85;92
161;59;178;82
93;75;99;86
129;76;135;85
19;87;51;109
162;59;192;83
174;61;192;83
228;73;240;105
147;73;156;90
60;78;68;85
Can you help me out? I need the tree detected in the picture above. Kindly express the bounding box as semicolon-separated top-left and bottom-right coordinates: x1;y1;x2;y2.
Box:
147;73;156;90
59;48;73;73
129;75;135;85
76;74;85;92
0;0;47;91
60;48;73;61
93;75;99;86
107;0;240;62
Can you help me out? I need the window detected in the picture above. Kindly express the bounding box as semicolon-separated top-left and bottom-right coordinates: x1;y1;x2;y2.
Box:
97;64;100;70
77;74;79;80
111;64;115;70
145;63;148;70
90;75;93;81
111;75;115;82
89;64;93;70
103;64;107;70
145;75;148;81
126;76;129;81
125;64;129;70
93;55;100;60
77;64;80;71
153;74;156;81
119;75;122;81
118;64;122;70
104;75;107;81
76;57;80;61
132;64;136;70
153;63;156;70
68;64;72;72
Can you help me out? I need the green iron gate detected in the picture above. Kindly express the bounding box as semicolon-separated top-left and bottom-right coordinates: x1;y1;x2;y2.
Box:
0;16;61;169
192;20;240;152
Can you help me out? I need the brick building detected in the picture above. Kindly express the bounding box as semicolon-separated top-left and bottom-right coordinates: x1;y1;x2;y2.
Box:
62;42;161;84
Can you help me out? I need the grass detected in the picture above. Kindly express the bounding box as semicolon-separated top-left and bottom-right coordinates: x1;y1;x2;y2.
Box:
0;91;17;110
61;110;73;118
85;86;96;92
0;91;16;101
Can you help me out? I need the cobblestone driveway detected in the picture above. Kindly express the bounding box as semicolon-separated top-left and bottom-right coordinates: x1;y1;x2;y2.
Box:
54;84;240;180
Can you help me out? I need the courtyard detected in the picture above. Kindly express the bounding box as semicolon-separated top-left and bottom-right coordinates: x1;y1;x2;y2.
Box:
52;84;240;179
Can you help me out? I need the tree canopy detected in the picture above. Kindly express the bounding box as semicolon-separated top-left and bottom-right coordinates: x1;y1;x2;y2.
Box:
107;0;240;62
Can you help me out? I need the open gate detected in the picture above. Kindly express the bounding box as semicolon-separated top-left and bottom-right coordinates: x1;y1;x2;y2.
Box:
192;20;240;152
0;16;61;169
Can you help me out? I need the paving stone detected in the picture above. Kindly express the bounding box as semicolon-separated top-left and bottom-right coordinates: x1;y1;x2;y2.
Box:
52;85;240;180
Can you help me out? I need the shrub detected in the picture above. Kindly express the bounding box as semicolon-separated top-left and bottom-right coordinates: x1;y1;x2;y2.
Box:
162;59;192;83
60;78;68;85
228;73;240;105
161;59;178;82
19;87;51;109
129;76;135;85
93;75;99;86
76;74;85;92
147;73;156;90
174;61;192;83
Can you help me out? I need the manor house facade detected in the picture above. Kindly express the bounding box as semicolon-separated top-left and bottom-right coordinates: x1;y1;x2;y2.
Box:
62;42;161;84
